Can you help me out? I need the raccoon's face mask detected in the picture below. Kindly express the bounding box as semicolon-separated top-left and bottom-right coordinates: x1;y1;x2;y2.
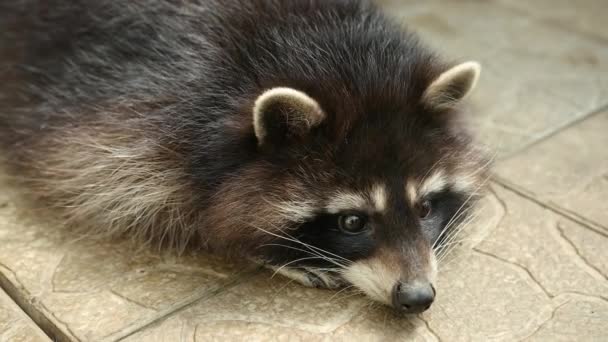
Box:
248;61;488;313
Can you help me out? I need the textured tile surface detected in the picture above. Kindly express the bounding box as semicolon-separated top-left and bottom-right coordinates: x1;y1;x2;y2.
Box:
0;193;249;341
495;0;608;40
123;184;607;341
472;186;608;340
379;0;608;156
0;288;50;342
496;110;608;230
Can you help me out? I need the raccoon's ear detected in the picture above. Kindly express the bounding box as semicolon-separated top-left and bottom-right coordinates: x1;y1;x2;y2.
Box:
422;61;481;110
253;87;325;146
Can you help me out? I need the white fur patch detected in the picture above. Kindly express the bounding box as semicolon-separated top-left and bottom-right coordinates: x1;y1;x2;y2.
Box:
342;251;438;306
419;170;448;198
272;200;316;223
451;172;478;193
370;184;387;212
406;181;418;204
253;87;325;144
341;257;399;305
326;191;367;214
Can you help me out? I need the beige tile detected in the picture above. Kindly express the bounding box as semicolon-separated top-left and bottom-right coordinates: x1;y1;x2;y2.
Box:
124;274;436;342
475;186;607;298
496;111;608;229
527;294;608;342
0;197;250;341
0;288;50;342
379;0;608;156
495;0;608;40
422;186;608;341
126;185;607;341
557;221;608;277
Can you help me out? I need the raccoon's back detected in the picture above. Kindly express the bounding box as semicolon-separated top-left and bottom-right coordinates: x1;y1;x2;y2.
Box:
0;0;386;148
0;0;428;248
0;0;232;247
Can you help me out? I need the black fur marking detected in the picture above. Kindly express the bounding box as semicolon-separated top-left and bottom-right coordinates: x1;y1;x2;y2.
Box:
260;212;376;269
422;190;471;248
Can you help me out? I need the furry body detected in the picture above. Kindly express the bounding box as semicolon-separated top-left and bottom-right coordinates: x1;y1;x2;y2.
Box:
0;0;489;311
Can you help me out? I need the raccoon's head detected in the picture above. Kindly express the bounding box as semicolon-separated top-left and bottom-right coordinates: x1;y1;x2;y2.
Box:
207;61;488;313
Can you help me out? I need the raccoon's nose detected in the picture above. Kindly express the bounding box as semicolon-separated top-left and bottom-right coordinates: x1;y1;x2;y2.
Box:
392;282;435;314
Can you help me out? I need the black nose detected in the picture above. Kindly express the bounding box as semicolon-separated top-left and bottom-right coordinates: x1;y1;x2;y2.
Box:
392;282;435;313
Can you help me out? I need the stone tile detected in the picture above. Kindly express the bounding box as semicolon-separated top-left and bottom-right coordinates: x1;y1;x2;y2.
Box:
124;273;436;342
496;111;608;230
378;0;608;156
425;184;608;341
0;288;50;342
557;221;608;278
495;0;608;40
527;294;608;342
125;185;607;341
476;186;608;298
0;196;250;341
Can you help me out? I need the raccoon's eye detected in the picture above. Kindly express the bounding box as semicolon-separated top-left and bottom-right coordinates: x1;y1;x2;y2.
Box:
338;214;367;234
418;200;432;219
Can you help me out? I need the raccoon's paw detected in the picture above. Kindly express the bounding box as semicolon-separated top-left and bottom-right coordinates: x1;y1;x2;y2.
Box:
303;269;349;289
268;265;347;289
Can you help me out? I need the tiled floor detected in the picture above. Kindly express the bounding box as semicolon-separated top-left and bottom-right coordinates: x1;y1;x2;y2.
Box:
1;0;607;341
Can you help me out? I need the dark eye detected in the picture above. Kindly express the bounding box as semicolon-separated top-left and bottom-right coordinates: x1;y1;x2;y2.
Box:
418;200;432;219
338;214;367;234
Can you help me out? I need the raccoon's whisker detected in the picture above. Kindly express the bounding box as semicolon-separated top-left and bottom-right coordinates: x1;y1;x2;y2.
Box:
259;243;348;269
271;256;336;278
433;205;473;252
247;206;357;266
462;151;496;180
432;174;490;251
432;191;477;251
436;211;479;259
259;231;351;267
439;250;472;271
304;267;341;272
259;243;322;257
436;209;480;255
329;285;363;303
442;173;488;232
437;212;481;263
435;238;479;263
435;236;478;250
245;221;353;265
328;284;357;302
419;154;450;190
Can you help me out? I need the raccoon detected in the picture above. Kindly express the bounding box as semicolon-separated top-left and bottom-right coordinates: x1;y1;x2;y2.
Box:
0;0;490;313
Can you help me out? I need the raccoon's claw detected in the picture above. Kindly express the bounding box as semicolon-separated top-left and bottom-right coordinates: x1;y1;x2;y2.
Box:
304;269;348;289
304;270;326;288
264;263;347;289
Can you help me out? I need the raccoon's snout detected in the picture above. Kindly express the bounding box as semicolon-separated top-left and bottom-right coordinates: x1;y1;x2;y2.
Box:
392;281;435;314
